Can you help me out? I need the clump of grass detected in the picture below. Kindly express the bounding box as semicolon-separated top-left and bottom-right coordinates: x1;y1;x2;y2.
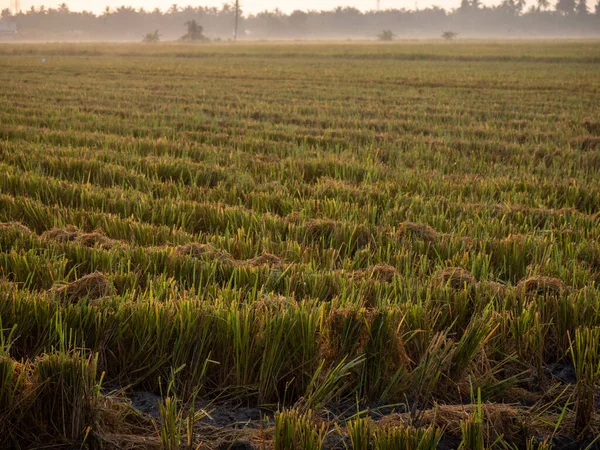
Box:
0;356;29;441
0;221;33;236
33;352;101;442
526;437;552;450
582;119;600;135
284;211;302;225
569;136;600;151
78;232;115;249
510;304;547;386
479;281;506;298
253;293;292;310
435;267;477;290
175;243;234;263
569;327;600;435
41;225;80;243
300;355;365;411
353;264;397;283
397;222;438;242
54;272;115;303
39;224;115;249
457;389;492;450
245;252;284;267
274;409;327;450
516;276;566;297
347;416;372;450
373;423;443;450
303;218;338;242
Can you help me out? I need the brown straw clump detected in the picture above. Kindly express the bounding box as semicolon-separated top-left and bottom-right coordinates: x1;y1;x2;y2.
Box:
304;219;338;240
175;243;234;263
54;272;115;303
397;221;438;242
570;136;600;151
0;277;18;295
582;119;600;135
41;226;115;249
245;252;284;267
253;293;292;311
353;264;397;283
380;403;524;442
41;225;80;243
480;281;507;298
435;267;477;290
352;223;373;248
516;276;566;297
77;232;115;249
0;221;33;235
283;211;302;225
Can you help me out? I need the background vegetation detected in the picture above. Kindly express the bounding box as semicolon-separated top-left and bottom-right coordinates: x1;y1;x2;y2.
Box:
1;0;600;41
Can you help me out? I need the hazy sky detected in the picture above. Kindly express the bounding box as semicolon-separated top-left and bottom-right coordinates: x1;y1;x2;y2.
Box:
10;0;508;15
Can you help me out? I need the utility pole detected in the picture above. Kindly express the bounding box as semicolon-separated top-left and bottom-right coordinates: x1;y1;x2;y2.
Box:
377;0;381;10
10;0;21;15
233;0;240;43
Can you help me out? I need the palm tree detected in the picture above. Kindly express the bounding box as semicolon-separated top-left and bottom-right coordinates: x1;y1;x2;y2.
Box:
143;30;160;42
576;0;589;14
537;0;550;10
515;0;526;12
556;0;576;14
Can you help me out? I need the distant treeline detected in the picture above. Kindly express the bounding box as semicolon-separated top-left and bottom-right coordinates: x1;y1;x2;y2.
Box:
2;0;600;41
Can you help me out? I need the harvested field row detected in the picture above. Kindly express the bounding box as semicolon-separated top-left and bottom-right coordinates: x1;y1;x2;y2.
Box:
1;42;599;449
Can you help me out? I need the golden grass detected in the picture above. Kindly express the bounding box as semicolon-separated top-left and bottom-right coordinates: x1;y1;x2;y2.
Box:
53;272;115;303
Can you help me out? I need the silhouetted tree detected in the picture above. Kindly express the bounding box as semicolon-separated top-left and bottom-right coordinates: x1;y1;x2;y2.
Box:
442;30;458;39
180;19;207;41
515;0;527;13
459;0;471;11
377;29;395;40
143;29;160;42
500;0;519;15
5;3;600;41
254;10;286;36
556;0;577;14
288;10;308;33
537;0;551;10
576;0;589;14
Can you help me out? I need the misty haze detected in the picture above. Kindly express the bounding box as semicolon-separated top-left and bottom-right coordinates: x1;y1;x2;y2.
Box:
1;0;599;40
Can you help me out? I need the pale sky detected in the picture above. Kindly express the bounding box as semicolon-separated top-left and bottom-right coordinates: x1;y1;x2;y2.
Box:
7;0;508;15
